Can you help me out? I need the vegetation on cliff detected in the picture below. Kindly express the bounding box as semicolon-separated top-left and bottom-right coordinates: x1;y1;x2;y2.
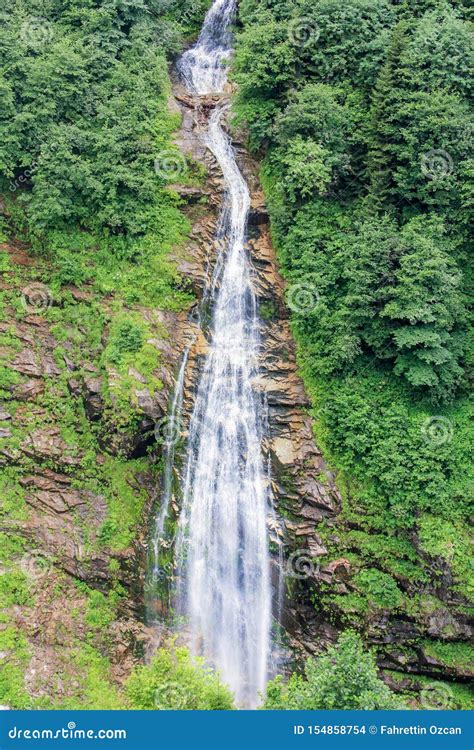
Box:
233;0;473;706
0;0;206;709
0;0;472;712
264;632;403;710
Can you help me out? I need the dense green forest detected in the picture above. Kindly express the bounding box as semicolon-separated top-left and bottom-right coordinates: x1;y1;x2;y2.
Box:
0;0;209;297
0;0;210;709
233;0;472;623
0;0;472;711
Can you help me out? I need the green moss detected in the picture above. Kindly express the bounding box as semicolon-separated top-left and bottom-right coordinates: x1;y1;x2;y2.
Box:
417;515;473;599
352;568;403;611
83;587;121;633
410;674;473;710
344;530;422;578
59;645;124;710
422;641;473;672
98;457;149;551
403;594;449;618
449;682;474;710
0;628;31;709
100;311;166;428
330;592;369;617
0;365;21;397
0;533;26;565
259;300;278;321
0;571;31;608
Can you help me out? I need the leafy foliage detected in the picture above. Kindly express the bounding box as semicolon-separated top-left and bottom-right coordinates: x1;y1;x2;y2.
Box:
234;0;473;636
0;0;199;270
126;643;234;709
264;631;403;709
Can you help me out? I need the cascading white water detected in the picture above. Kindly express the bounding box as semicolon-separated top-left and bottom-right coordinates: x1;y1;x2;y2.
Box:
174;0;273;707
151;350;189;575
177;0;237;95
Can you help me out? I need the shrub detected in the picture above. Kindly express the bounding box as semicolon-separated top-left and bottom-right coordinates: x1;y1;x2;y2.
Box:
126;643;234;710
263;631;404;709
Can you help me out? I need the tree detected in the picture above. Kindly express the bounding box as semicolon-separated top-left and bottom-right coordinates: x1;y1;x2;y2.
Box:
382;216;466;400
278;136;333;201
295;0;395;89
263;631;403;709
401;6;473;97
367;20;411;207
368;9;473;212
126;643;234;710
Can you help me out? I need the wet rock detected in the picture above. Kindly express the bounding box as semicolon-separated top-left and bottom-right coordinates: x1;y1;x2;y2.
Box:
83;376;104;421
169;185;210;203
307;535;328;558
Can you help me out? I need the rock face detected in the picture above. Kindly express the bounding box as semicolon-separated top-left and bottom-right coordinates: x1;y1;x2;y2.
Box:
165;79;473;694
168;82;343;636
0;237;192;704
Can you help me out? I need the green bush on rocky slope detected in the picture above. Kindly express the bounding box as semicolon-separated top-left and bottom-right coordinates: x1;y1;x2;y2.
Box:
264;632;404;709
0;0;208;709
233;0;473;706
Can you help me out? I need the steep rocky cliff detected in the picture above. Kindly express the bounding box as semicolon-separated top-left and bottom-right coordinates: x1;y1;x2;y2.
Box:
0;72;471;710
166;80;473;708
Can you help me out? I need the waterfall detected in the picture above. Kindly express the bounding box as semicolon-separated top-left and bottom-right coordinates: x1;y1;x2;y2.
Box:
155;0;274;707
177;0;237;95
150;350;189;577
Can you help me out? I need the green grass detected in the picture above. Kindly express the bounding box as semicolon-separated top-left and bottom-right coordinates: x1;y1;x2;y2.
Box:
98;457;151;551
